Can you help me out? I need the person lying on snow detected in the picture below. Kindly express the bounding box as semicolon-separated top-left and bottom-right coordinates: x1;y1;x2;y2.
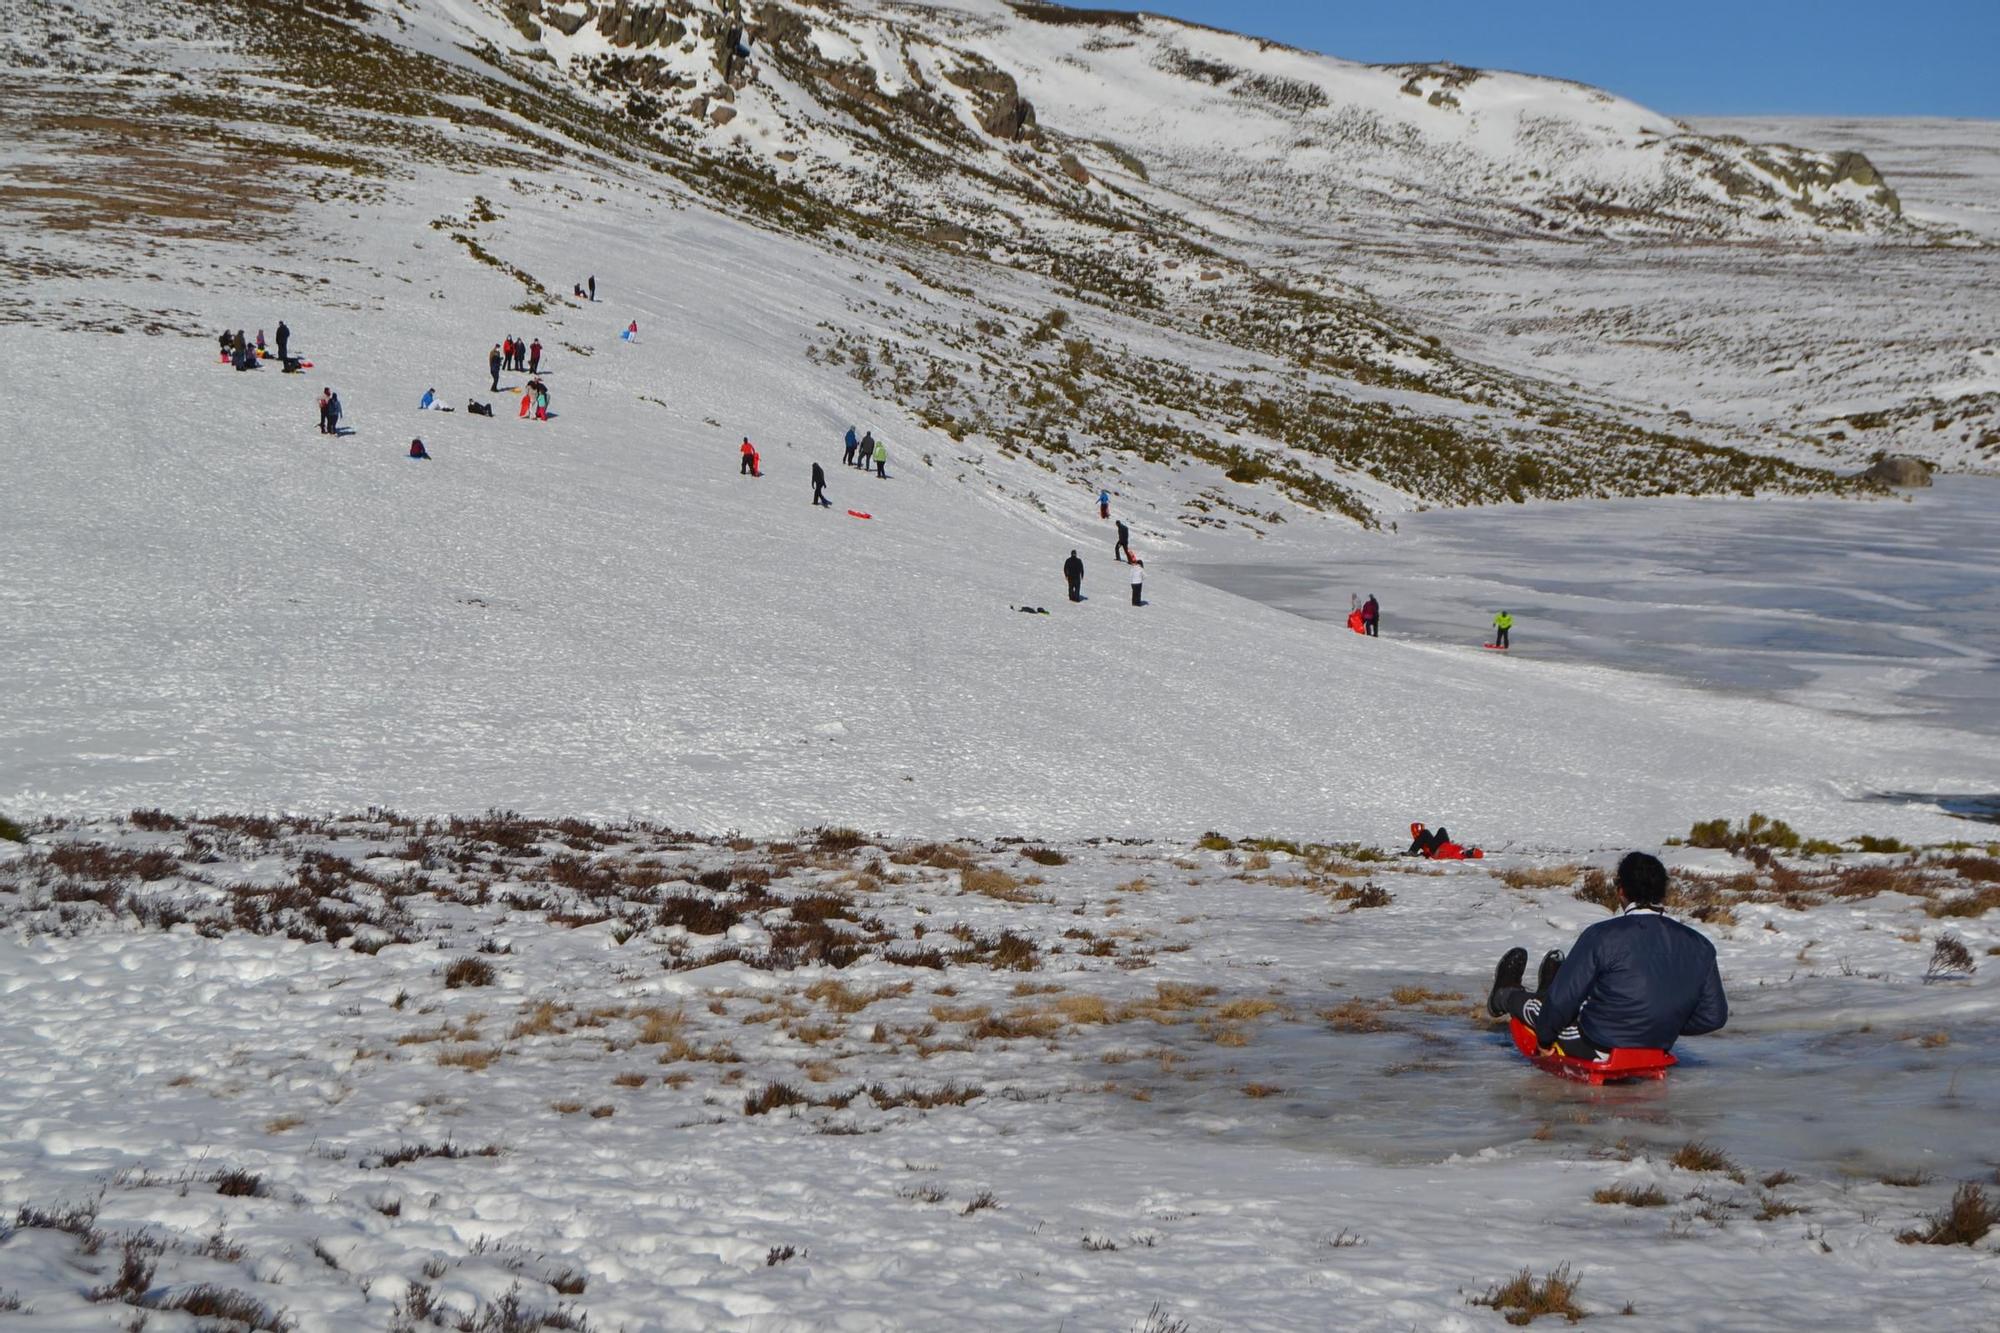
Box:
1486;852;1727;1062
1407;822;1481;859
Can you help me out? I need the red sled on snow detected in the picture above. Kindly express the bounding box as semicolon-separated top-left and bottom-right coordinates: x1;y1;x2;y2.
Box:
1508;1018;1675;1085
1346;610;1366;634
846;509;872;520
1482;643;1509;652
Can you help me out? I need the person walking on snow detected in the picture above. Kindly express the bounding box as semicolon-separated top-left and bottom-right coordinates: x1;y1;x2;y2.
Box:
275;320;290;362
1492;610;1513;650
1114;519;1131;563
873;437;888;478
740;439;761;477
1064;550;1085;603
318;387;336;435
1098;488;1111;520
1362;594;1380;637
488;344;503;392
1487;852;1727;1062
1130;559;1145;607
589;275;597;302
843;426;859;468
529;339;542;374
812;461;831;507
857;430;875;469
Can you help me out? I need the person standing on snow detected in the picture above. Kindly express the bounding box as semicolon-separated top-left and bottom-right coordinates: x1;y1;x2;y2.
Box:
529;339;542;374
873;436;888;478
1487;852;1727;1062
1064;550;1085;603
1362;594;1380;637
1114;519;1131;563
589;275;597;302
318;387;336;435
488;343;503;392
275;320;290;362
1129;558;1145;607
1492;610;1513;650
857;430;875;469
740;439;761;477
1098;488;1111;520
843;426;859;468
812;461;831;507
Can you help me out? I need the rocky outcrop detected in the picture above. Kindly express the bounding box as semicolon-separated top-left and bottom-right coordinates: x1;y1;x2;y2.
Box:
1829;151;1901;215
1857;455;1933;487
947;63;1037;142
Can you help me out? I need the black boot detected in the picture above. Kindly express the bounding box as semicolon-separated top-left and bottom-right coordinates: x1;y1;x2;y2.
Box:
1487;947;1528;1017
1536;950;1565;998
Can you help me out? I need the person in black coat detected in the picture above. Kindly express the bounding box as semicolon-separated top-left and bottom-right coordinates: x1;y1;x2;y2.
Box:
1487;852;1728;1058
1114;519;1130;563
811;461;831;507
275;320;290;362
488;344;503;391
1063;550;1084;602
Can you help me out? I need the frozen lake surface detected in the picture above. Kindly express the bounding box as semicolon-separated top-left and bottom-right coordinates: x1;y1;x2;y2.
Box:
1195;477;2000;742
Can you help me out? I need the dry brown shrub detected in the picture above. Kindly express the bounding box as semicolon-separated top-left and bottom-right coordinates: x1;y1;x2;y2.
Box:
551;1100;584;1114
1011;981;1065;996
263;1114;304;1134
1388;986;1462;1007
971;1008;1065;1040
930;1002;991;1024
1670;1141;1741;1177
1926;884;2000;918
588;1104;615;1118
1241;1083;1283;1098
1210;1026;1249;1047
612;1072;648;1088
1214;997;1280;1022
1592;1183;1667;1207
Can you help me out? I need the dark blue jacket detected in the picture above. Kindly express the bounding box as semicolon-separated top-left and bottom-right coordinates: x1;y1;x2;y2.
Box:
1536;909;1727;1052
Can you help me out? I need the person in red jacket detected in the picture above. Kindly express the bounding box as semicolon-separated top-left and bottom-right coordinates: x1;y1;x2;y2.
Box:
1361;594;1380;637
529;339;542;374
740;438;761;477
409;438;430;460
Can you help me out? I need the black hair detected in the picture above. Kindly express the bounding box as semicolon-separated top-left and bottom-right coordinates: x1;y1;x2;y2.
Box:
1616;851;1668;906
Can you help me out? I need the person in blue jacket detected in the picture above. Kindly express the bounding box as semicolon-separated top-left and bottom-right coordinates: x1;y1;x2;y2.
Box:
1486;851;1727;1059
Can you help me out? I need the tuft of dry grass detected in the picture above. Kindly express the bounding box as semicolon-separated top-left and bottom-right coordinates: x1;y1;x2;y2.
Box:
437;1045;501;1071
510;999;570;1038
443;957;497;989
930;1002;991;1024
1592;1183;1668;1208
263;1114;305;1134
1214;997;1280;1022
612;1072;648;1088
1669;1141;1741;1178
1898;1183;1998;1246
1498;865;1583;890
1241;1083;1283;1098
962;866;1034;901
1320;998;1391;1034
552;1100;584;1114
1472;1265;1588;1325
805;979;912;1013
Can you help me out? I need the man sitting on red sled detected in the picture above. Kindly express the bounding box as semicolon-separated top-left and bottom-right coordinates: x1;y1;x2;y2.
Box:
1487;852;1727;1064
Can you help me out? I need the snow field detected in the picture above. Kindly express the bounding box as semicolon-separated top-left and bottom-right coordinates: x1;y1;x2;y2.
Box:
0;819;1996;1330
2;163;1992;844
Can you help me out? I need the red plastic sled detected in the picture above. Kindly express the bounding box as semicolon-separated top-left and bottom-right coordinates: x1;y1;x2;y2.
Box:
1481;643;1508;652
846;509;872;519
1509;1018;1675;1085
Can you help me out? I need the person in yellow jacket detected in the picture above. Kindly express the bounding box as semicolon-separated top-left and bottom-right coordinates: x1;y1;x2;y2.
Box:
1492;610;1514;650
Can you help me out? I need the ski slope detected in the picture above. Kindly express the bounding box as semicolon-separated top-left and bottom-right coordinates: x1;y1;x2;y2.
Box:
1;130;1993;844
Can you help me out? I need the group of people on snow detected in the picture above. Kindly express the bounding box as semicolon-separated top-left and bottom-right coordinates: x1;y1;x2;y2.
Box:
1063;492;1146;607
841;426;888;477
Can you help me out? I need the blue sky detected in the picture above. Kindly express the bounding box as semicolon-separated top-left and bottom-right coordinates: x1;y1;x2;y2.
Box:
1136;1;1998;119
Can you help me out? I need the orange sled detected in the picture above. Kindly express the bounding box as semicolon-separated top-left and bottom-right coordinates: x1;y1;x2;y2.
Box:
1509;1018;1675;1085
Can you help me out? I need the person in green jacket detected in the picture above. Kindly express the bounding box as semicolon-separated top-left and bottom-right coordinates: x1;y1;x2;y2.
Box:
873;437;888;478
1492;610;1513;650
